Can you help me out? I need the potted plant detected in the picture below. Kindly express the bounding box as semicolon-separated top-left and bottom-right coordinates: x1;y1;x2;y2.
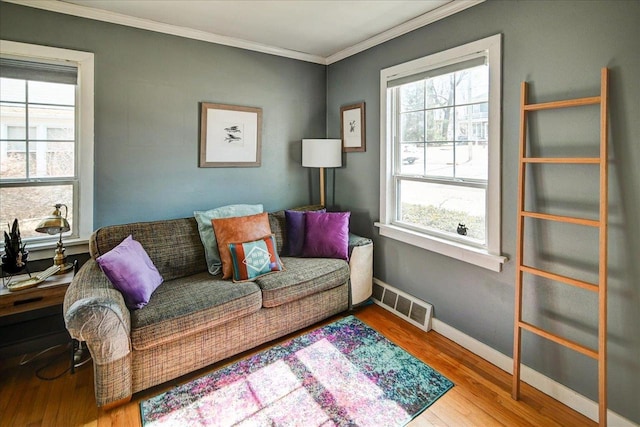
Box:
2;219;28;274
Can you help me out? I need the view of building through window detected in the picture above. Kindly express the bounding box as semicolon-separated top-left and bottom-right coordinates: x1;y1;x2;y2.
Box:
0;77;75;239
391;64;489;245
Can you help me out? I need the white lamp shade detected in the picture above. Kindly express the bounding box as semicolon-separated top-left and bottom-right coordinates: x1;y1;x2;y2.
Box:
302;139;342;168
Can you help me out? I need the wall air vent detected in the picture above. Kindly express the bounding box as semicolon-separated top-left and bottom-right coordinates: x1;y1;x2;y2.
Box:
371;279;433;332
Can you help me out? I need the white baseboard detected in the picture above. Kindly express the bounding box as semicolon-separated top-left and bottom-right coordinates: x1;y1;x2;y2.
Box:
431;318;637;427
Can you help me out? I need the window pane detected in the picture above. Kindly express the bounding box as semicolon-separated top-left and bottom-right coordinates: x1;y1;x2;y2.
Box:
452;141;488;180
1;140;27;179
426;72;454;108
400;80;424;112
28;105;75;140
398;180;486;243
455;65;488;105
0;184;74;239
425;142;453;178
454;105;488;180
455;104;488;142
28;81;75;105
28;141;75;178
0;78;26;102
426;107;454;141
47;126;74;140
1;102;26;137
399;143;424;175
7;126;36;140
400;111;424;142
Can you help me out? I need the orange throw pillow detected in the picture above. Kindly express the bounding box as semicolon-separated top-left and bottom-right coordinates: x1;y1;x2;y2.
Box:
211;212;272;279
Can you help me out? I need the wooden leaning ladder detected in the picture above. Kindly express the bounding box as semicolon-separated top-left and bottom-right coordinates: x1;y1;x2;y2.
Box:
512;68;609;426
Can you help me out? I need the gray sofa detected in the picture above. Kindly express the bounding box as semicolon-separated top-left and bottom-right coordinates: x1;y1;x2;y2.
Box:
63;208;371;408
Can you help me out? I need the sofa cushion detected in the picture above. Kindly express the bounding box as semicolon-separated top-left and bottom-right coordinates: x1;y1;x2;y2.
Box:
130;272;262;350
90;218;207;282
254;257;349;308
268;210;286;254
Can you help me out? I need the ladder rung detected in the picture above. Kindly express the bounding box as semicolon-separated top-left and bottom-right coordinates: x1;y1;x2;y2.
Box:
518;321;599;359
519;265;599;292
522;157;600;164
524;96;601;111
521;211;600;227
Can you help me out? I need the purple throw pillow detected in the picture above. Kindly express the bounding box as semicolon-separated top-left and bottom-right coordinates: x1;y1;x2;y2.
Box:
96;235;163;310
284;208;325;256
302;211;350;260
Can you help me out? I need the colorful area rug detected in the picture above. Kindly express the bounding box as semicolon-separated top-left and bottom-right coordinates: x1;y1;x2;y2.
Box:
140;316;453;426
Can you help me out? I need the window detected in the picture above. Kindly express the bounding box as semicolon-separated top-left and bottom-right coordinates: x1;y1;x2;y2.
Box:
0;40;93;256
376;34;506;272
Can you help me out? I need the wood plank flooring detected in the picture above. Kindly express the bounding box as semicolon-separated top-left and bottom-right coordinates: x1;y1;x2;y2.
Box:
0;304;595;426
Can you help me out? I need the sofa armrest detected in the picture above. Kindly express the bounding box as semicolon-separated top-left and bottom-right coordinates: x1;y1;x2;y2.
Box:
348;233;373;256
64;259;131;361
64;259;133;406
348;233;373;306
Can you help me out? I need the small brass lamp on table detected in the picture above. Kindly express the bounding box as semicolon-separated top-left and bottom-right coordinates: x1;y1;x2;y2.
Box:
35;203;74;274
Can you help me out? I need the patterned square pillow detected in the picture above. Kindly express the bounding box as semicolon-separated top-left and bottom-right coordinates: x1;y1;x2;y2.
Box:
212;212;272;279
228;235;284;282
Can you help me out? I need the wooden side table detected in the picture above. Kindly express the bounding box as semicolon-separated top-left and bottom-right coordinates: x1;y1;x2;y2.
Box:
0;270;74;318
1;268;79;363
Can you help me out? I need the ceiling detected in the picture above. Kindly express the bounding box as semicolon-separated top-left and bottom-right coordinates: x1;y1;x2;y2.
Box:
5;0;483;64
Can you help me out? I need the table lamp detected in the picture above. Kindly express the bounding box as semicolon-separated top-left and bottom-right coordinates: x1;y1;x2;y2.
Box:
35;203;73;274
302;139;342;206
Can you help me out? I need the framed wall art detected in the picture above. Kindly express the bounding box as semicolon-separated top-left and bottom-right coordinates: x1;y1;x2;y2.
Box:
340;102;365;152
199;102;262;167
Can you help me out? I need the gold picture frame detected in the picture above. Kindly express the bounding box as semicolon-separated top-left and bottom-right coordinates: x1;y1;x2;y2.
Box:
199;102;262;167
341;102;366;152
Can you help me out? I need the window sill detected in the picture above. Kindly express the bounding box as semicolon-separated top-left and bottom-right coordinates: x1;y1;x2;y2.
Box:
374;222;507;272
21;238;90;262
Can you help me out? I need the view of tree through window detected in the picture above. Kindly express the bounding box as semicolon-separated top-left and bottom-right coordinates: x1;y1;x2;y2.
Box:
0;77;76;239
392;64;489;245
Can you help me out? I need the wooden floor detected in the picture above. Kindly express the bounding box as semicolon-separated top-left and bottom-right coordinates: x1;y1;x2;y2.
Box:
0;304;595;427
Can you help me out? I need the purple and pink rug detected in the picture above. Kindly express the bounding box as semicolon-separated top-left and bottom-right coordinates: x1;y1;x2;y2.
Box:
140;315;453;426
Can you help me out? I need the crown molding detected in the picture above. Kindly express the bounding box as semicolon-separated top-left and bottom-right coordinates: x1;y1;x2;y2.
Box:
3;0;484;65
326;0;485;65
2;0;328;64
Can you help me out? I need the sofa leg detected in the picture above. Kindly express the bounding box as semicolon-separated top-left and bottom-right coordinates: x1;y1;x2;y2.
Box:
101;396;132;411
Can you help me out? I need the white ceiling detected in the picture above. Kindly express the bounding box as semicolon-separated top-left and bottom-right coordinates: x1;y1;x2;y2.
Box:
5;0;483;64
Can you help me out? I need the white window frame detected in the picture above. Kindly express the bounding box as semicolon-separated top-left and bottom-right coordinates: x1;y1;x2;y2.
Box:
0;40;93;259
375;34;507;272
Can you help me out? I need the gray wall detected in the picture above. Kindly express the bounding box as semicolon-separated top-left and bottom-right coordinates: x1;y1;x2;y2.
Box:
0;2;327;227
328;0;639;422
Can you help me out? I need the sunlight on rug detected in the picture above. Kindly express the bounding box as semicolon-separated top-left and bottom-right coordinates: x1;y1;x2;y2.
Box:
140;316;453;426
